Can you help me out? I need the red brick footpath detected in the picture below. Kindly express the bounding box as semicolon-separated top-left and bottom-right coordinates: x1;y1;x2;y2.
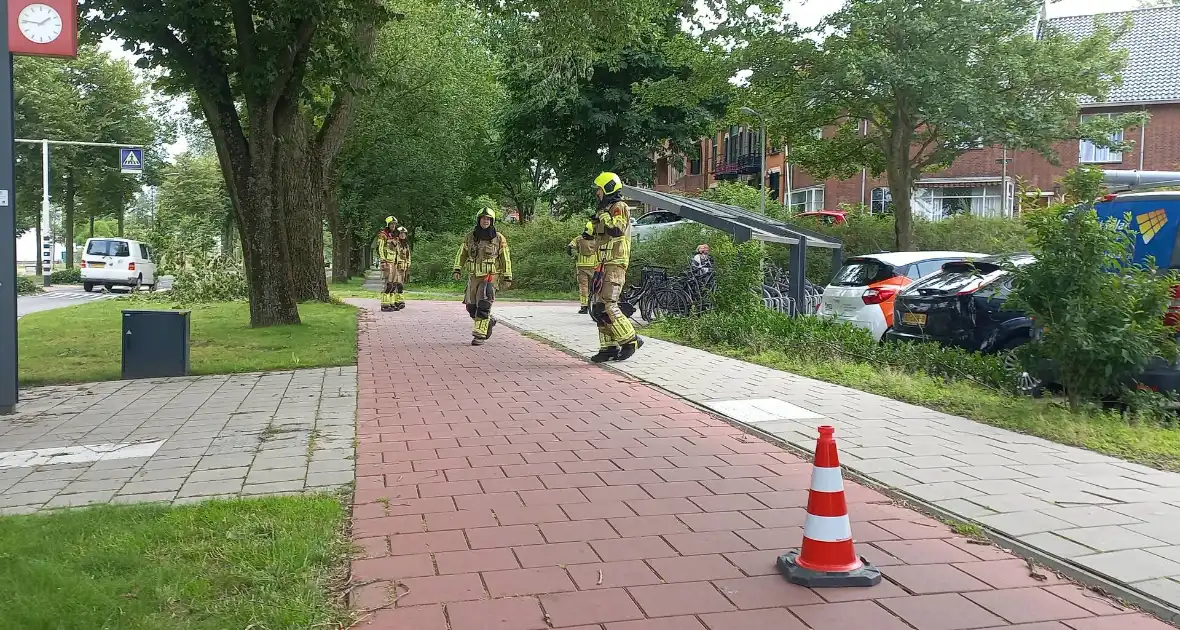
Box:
350;301;1171;630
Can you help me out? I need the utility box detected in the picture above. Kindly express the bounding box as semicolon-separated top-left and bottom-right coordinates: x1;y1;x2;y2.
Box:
121;310;191;380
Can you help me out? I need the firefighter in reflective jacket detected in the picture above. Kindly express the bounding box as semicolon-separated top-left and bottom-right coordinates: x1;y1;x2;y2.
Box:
392;226;411;310
568;221;598;314
453;206;513;345
376;216;402;312
589;172;642;362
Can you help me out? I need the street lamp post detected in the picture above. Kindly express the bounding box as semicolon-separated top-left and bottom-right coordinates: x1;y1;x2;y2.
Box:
740;107;766;217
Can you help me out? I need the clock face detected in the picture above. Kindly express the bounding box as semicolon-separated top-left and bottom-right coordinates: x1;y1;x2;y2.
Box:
18;4;63;45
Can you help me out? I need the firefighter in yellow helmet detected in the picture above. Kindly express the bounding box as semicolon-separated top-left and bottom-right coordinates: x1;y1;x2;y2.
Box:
588;172;642;362
568;220;598;314
376;216;401;312
453;204;513;345
391;226;411;310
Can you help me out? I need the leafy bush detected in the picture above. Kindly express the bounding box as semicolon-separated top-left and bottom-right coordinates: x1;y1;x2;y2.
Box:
407;216;587;291
16;275;41;295
663;308;1011;392
137;256;248;303
50;268;82;284
1008;168;1179;408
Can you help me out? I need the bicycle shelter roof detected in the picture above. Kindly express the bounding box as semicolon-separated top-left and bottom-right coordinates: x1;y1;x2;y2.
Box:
623;185;843;250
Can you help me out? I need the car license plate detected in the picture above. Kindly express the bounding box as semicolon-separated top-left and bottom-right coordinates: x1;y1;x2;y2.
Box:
89;262;105;268
902;312;926;326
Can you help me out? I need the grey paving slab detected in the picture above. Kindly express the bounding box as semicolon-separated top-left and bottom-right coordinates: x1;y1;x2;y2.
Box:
494;303;1180;614
0;368;356;512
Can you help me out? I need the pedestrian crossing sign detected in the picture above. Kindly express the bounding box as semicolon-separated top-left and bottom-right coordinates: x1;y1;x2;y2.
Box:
120;147;143;174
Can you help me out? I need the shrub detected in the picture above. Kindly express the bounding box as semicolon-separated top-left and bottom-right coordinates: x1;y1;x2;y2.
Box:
664;308;1011;393
1008;168;1178;408
407;216;587;291
50;268;82;284
16;275;41;295
141;256;248;303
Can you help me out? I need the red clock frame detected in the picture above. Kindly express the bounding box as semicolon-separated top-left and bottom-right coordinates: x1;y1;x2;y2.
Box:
8;0;78;58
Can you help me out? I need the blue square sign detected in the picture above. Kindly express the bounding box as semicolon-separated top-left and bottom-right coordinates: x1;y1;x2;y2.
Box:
120;147;143;174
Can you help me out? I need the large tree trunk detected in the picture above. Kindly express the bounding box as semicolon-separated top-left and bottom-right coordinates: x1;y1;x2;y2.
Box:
886;124;916;251
279;117;330;302
237;135;301;326
326;182;350;284
64;169;75;268
221;211;235;258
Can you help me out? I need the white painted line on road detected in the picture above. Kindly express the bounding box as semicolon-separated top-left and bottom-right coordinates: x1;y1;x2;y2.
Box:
0;440;166;469
706;398;824;424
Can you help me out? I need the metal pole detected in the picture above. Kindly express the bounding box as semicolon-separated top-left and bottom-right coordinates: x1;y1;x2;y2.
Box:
41;139;50;286
0;33;17;413
759;119;766;217
785;145;793;213
1001;146;1008;218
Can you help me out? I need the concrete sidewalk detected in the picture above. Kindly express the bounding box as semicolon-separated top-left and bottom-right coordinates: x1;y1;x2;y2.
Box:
351;299;1170;629
493;303;1180;621
0;368;356;512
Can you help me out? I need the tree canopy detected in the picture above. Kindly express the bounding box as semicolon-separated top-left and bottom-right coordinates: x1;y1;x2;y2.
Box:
645;0;1134;249
13;45;169;268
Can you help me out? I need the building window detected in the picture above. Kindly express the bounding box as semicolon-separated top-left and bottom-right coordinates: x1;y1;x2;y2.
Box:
911;186;1003;220
789;186;824;212
870;187;892;214
688;159;702;176
1079;113;1124;164
768;172;781;201
711;138;718;171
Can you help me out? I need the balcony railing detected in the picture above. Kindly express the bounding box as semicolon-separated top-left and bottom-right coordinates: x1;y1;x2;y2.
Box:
712;153;761;179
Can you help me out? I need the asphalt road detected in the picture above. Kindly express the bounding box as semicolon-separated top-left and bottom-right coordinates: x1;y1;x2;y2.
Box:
16;276;173;318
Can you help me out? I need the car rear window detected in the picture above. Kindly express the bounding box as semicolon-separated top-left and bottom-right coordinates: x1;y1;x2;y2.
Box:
908;262;1006;295
830;259;897;286
86;240;130;257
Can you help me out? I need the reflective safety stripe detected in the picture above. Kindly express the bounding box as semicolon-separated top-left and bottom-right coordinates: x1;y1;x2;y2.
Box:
809;466;845;493
803;513;852;543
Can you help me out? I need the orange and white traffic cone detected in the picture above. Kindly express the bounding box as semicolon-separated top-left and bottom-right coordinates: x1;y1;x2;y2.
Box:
777;425;882;587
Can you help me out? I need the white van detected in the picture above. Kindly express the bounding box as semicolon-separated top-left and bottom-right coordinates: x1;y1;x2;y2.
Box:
80;238;158;292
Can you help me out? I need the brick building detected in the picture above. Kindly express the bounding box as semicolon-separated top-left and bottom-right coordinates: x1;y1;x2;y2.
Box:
653;4;1180;220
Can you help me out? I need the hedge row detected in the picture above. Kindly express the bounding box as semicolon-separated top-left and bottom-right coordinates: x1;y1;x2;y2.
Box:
405;209;1031;290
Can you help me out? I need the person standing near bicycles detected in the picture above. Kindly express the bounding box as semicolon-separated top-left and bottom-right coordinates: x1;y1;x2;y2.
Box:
691;244;713;276
588;172;642;362
453;204;513;346
568;220;598;314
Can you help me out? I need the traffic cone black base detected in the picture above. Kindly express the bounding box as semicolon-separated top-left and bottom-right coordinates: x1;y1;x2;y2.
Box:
777;551;881;588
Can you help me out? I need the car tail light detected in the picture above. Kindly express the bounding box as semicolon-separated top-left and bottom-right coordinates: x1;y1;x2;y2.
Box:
1165;285;1180;328
862;286;898;305
80;261;86;268
128;262;136;271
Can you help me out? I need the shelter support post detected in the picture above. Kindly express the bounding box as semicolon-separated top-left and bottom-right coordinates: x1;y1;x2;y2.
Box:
790;237;807;317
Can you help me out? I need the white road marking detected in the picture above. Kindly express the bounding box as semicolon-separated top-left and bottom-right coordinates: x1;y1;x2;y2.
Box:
0;440;166;469
706;397;824;423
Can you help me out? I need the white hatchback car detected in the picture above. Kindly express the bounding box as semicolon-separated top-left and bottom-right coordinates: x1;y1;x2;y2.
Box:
817;251;986;341
80;238;158;292
631;210;691;241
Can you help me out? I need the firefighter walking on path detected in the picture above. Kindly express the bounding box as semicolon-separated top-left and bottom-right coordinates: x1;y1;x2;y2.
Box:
568;221;598;314
376;216;403;312
589;172;642;362
391;226;411;310
453;205;513;346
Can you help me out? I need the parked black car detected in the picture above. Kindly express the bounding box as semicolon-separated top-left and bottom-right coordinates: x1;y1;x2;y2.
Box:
886;254;1036;356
